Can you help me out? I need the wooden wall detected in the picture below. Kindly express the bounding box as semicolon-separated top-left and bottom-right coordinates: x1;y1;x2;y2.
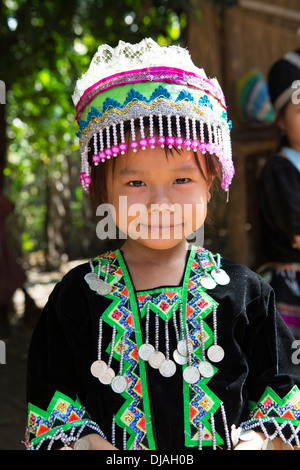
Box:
186;0;300;267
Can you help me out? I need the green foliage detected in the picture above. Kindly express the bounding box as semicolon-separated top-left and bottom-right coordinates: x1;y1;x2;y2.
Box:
1;0;189;257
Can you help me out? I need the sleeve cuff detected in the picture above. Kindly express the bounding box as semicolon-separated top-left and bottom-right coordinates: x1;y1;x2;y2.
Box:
25;390;106;450
240;385;300;448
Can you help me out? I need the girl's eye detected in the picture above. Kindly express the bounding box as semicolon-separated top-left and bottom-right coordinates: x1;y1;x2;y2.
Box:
128;180;145;187
174;178;191;184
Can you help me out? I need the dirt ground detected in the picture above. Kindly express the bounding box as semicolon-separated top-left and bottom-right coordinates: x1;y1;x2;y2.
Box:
0;259;86;451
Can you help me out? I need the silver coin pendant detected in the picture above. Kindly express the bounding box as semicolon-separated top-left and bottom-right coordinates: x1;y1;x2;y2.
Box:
207;344;225;363
84;272;97;284
211;268;230;285
159;359;176;378
148;351;165;369
200;276;216;290
183;365;200;384
99;367;115;385
177;339;188;357
89;279;103;291
111;375;128;394
139;343;155;361
90;360;108;378
173;349;188;365
96;281;112;296
198;361;214;378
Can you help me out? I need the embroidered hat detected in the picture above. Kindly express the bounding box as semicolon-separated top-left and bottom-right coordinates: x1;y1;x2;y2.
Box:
72;38;234;193
268;49;300;112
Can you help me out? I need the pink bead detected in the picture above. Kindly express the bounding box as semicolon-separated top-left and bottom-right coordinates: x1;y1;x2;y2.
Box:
147;136;156;148
166;136;175;147
130;141;139;152
199;143;207;153
175;137;183;148
191;140;199;151
84;174;92;184
92;154;100;164
105;148;113;158
119;142;128;154
184;138;192;150
139;138;148;149
112;145;120;156
157;136;165;147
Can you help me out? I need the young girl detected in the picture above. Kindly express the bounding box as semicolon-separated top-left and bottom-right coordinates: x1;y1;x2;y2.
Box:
25;39;300;451
259;49;300;339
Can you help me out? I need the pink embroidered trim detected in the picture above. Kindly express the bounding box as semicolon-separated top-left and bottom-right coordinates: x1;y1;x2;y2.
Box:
75;67;226;120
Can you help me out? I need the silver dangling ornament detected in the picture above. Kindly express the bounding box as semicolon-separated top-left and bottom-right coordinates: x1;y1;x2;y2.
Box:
183;365;200;384
207;344;224;363
182;320;200;384
111;333;128;394
209;253;230;286
159;320;176;378
138;304;155;361
197;255;216;289
198;360;214;378
148;312;165;369
174;303;189;364
207;305;225;363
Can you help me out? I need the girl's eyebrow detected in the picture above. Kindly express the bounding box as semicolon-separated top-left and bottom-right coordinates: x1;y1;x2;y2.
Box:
119;164;197;176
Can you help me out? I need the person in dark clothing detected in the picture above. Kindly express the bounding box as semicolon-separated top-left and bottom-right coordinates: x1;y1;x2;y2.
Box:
259;50;300;339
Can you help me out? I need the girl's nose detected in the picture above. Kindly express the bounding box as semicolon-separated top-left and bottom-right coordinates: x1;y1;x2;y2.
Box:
147;185;173;209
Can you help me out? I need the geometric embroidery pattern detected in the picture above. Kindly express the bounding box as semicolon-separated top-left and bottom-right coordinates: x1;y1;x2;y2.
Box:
25;391;90;447
96;246;224;449
249;385;300;422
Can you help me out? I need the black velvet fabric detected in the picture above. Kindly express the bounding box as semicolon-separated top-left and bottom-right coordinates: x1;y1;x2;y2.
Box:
26;252;300;450
258;155;300;263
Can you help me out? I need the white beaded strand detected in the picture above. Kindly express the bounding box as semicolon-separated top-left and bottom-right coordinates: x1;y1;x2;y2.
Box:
220;403;231;450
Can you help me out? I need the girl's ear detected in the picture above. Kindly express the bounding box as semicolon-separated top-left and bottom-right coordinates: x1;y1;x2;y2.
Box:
276;110;286;133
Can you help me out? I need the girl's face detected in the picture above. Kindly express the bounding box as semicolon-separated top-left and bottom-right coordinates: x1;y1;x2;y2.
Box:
106;146;211;251
278;100;300;152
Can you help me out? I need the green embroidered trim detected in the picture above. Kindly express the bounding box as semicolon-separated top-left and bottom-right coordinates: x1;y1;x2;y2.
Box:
115;249;156;450
248;385;300;423
26;391;90;447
